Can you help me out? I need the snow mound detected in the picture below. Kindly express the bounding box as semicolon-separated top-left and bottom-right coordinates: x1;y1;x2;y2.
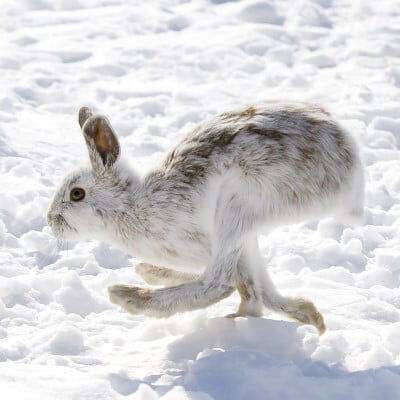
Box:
238;2;284;25
54;272;110;316
49;325;85;355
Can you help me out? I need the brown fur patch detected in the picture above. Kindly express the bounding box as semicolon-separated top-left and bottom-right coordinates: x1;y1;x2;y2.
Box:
159;125;239;186
237;280;251;302
244;124;284;142
163;247;178;257
284;297;326;335
221;105;257;122
135;263;199;286
109;284;153;311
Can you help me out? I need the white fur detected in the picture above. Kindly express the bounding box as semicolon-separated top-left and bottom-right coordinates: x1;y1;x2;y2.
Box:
47;101;365;334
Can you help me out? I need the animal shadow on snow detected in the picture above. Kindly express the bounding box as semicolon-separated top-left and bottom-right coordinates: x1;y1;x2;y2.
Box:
152;317;400;400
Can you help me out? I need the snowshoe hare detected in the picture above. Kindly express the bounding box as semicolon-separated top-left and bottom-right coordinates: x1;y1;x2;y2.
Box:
47;101;365;335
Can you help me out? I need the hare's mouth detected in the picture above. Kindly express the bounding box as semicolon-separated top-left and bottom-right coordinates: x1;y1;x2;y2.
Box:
48;214;76;238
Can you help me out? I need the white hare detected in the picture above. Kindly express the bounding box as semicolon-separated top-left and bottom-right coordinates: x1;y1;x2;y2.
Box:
47;101;365;335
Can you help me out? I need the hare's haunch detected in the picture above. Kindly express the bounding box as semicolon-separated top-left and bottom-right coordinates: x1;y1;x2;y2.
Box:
48;102;365;335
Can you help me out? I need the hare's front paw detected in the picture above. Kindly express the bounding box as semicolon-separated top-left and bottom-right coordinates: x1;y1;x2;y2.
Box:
108;284;152;315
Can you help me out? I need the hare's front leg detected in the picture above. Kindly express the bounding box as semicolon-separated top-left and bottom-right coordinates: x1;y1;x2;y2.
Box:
108;197;253;316
135;262;199;286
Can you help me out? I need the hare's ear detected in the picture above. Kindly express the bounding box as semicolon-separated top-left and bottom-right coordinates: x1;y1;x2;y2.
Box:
78;107;120;170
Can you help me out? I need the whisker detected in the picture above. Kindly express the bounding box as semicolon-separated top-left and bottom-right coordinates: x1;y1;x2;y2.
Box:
56;238;67;253
47;238;61;262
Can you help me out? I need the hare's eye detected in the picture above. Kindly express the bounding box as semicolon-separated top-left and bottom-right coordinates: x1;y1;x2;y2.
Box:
70;187;85;202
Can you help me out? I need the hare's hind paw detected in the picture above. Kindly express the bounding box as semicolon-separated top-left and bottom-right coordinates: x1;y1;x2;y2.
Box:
283;297;326;335
108;284;152;315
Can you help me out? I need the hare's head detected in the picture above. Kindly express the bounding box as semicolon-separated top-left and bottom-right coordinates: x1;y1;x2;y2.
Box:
47;107;134;241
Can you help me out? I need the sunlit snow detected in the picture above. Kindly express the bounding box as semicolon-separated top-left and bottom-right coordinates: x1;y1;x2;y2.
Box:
1;0;400;399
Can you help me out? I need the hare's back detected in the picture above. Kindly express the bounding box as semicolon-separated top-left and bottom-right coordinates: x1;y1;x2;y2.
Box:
162;101;359;196
227;102;357;182
218;101;362;222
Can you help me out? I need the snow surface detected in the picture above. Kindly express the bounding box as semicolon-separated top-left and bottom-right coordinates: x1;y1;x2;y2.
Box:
1;0;400;399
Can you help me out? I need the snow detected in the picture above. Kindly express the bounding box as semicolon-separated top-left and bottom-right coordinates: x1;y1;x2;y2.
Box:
49;324;85;355
1;0;400;398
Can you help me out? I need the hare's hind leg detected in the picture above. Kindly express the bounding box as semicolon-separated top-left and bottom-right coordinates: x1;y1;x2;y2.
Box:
135;263;199;286
257;250;326;335
225;239;264;318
